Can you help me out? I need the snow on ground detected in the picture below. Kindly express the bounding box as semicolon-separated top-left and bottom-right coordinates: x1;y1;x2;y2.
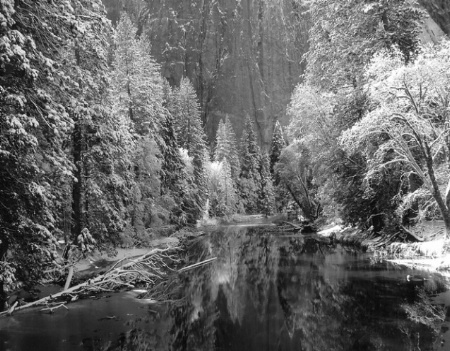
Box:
318;224;344;237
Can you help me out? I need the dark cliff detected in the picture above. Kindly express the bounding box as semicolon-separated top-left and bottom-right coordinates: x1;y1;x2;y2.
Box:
103;0;309;148
419;0;450;36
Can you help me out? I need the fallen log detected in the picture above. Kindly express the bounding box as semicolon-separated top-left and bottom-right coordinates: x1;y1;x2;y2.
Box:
400;225;424;242
0;246;179;316
282;222;302;231
178;257;217;273
1;246;218;316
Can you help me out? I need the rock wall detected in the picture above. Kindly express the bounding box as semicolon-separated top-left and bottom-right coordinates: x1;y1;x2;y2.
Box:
103;0;309;148
419;0;450;36
419;16;446;44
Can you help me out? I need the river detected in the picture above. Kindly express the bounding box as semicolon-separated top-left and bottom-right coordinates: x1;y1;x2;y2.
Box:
1;224;450;350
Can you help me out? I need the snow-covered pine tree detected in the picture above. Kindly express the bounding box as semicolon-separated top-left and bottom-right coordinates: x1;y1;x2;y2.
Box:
0;0;73;299
167;77;209;221
110;13;164;137
110;14;166;237
239;116;262;214
220;158;238;216
270;120;286;176
258;153;275;216
214;116;241;183
159;79;191;224
0;0;129;301
214;119;229;162
224;116;241;181
207;159;238;217
61;0;138;248
269;120;289;212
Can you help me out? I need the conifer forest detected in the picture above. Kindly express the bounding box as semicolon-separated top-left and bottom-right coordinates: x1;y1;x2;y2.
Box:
2;1;450;350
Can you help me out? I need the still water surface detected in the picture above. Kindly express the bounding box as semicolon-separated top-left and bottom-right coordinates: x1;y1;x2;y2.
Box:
1;224;450;350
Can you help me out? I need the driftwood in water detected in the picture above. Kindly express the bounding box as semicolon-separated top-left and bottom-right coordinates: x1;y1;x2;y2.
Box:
178;257;217;273
282;221;302;231
303;234;330;244
281;221;317;233
0;246;179;316
0;247;218;316
63;266;74;291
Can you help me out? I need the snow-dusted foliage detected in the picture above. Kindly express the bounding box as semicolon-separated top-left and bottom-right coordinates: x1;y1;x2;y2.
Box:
341;42;450;235
0;0;115;297
207;160;238;217
238;116;262;214
214;116;240;181
258;153;275;216
110;13;164;136
167;77;209;221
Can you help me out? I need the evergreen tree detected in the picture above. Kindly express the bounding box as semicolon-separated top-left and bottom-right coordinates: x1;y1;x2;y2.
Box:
214;116;240;181
84;104;135;245
220;159;238;216
110;14;167;236
0;0;124;301
214;119;229;162
207;159;238;217
111;13;164;136
270;120;289;212
159;79;191;224
270;121;286;176
167;77;209;221
258;153;275;216
224;116;241;181
239;116;261;214
62;1;137;248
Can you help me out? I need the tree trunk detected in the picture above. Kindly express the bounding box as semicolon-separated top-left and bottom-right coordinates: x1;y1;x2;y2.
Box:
0;239;8;309
72;121;83;241
425;142;450;238
285;184;320;222
71;45;84;242
444;177;450;238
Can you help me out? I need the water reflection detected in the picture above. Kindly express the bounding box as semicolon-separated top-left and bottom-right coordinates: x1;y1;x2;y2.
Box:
167;226;447;351
0;225;448;351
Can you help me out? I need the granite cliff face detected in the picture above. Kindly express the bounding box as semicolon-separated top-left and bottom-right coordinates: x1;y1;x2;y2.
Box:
103;0;309;148
419;0;450;36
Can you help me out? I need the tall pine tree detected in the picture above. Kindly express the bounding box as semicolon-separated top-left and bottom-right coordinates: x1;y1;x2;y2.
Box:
159;79;191;224
214;119;229;162
214;115;240;182
110;13;164;136
167;77;209;222
270;121;286;176
64;1;136;248
110;13;166;237
207;159;238;217
239;116;261;214
258;153;275;216
270;120;289;212
0;0;127;301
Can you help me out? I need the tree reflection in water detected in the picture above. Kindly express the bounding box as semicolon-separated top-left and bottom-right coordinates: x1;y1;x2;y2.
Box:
99;225;447;351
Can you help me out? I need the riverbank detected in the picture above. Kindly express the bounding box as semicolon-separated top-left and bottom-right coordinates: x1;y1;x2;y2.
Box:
3;221;449;350
6;216;450;313
2;227;207;314
318;222;450;275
